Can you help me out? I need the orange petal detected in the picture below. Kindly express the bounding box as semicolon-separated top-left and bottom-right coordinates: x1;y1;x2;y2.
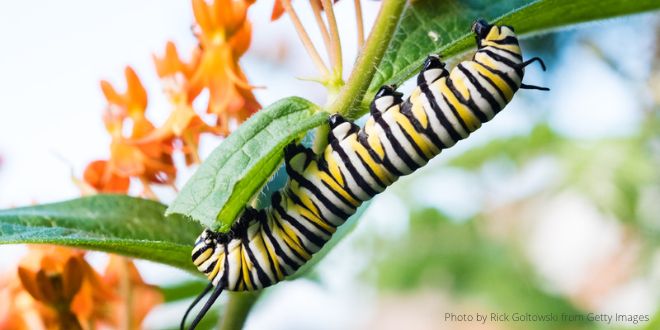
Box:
271;0;285;20
124;66;148;111
83;160;130;194
192;0;213;38
62;258;84;301
17;267;43;302
100;80;124;106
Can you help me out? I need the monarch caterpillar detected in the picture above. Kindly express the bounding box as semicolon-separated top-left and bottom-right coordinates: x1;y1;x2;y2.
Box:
181;19;548;329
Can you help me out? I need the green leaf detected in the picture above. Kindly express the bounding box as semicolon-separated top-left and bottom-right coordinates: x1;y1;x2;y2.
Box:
0;195;202;273
167;97;327;231
358;0;660;116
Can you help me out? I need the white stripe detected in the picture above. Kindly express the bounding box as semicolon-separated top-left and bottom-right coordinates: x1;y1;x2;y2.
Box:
429;79;470;138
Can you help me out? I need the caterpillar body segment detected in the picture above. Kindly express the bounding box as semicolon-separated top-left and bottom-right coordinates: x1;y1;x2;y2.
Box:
182;19;548;329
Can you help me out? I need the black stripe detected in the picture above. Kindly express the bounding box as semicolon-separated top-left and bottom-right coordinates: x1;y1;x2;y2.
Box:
483;42;523;60
419;83;462;142
400;98;446;150
317;154;361;203
285;158;352;219
221;244;232;290
372;111;421;172
395;120;430;162
192;244;213;262
240;240;257;290
274;202;327;249
351;149;387;189
331;139;380;197
257;218;279;282
261;215;300;270
446;73;488;123
203;259;217;275
474;58;519;92
457;64;501;121
357;131;403;177
272;217;307;263
439;86;471;134
475;70;508;107
242;238;271;289
286;189;327;225
319;178;362;209
478;49;523;76
272;191;333;237
492;36;519;46
315;172;358;211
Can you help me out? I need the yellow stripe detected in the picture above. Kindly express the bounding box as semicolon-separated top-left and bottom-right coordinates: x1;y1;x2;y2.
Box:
449;70;471;100
364;119;385;159
472;62;514;100
409;88;429;129
438;80;479;131
240;246;254;290
279;226;312;260
306;163;356;206
323;148;344;186
348;139;394;185
318;172;359;206
207;254;222;281
193;247;213;267
391;111;436;158
482;41;521;55
297;190;321;218
295;204;335;233
261;230;283;280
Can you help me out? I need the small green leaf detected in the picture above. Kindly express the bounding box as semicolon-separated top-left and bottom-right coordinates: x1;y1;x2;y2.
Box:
167;97;327;231
357;0;660;116
0;195;202;273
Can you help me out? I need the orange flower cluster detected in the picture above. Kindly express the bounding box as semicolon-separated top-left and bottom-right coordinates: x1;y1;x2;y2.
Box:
0;246;161;329
81;0;261;196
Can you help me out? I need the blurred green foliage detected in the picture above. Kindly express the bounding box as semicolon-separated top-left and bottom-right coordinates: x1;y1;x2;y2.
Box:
367;208;592;330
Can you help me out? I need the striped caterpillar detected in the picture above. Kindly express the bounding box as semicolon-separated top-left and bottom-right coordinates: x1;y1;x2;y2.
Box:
182;19;548;329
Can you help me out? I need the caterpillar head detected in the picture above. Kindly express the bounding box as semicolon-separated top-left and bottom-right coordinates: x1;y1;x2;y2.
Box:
472;19;517;48
191;228;218;268
417;54;448;86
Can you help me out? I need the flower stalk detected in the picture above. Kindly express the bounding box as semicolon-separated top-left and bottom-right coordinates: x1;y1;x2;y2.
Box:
281;0;331;77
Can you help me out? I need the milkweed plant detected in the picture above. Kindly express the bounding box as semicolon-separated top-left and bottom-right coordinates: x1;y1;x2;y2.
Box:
0;0;658;329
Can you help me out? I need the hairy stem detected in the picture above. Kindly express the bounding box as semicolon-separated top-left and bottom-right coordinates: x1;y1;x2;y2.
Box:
218;292;261;330
326;0;406;119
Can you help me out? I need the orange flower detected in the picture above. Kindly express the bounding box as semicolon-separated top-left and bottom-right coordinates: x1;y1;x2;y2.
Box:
1;247;162;329
138;42;221;164
79;160;130;194
190;0;261;134
100;256;162;329
13;246;115;330
84;67;177;197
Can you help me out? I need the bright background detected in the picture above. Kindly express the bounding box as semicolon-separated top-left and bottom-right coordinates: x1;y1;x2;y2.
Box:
0;1;659;329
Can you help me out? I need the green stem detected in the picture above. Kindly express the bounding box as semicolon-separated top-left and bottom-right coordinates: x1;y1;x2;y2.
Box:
326;0;407;119
218;291;261;330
